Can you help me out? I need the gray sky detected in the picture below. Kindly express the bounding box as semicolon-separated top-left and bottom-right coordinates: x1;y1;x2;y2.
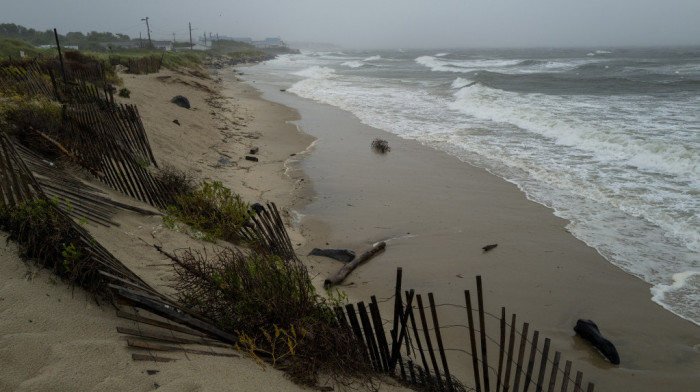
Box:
2;0;699;48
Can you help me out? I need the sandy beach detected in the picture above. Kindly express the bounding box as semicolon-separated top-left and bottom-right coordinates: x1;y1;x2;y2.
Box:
0;67;408;392
1;61;698;392
244;72;700;391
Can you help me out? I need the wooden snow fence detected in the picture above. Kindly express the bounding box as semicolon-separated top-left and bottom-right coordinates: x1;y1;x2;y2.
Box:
332;268;596;392
0;56;167;210
109;55;163;75
60;102;165;208
0;60;57;99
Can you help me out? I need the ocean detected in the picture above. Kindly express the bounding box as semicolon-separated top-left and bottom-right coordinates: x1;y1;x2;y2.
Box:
241;47;700;326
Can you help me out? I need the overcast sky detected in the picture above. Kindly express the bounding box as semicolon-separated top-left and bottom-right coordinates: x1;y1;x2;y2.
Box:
2;0;699;48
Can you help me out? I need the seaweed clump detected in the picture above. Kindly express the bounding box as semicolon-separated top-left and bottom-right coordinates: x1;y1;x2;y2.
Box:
371;138;391;153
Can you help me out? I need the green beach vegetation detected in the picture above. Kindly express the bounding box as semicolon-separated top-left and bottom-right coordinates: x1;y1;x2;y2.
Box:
0;44;374;388
0;23;271;66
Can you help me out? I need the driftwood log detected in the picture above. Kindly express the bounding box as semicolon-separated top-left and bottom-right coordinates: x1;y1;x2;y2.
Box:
324;241;386;288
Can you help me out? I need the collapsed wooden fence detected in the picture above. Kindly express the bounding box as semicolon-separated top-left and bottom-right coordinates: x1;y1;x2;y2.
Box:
0;56;167;209
332;268;594;392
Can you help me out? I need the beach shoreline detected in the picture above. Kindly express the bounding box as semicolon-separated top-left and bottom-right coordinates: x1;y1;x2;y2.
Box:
1;60;697;391
240;65;700;391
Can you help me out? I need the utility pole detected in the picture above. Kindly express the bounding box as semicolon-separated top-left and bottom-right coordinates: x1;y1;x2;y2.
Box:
203;32;207;47
141;17;152;47
189;22;193;50
172;32;176;43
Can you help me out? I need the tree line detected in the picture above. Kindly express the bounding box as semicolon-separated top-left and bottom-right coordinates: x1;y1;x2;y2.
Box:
0;23;133;52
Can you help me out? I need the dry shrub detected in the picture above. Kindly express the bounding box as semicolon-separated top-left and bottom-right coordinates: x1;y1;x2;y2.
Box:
371;138;391;153
155;164;196;204
172;247;374;386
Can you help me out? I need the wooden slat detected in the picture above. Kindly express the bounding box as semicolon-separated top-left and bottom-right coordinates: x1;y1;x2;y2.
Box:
524;330;540;392
497;307;506;392
127;338;238;357
369;297;390;372
465;290;482;392
513;322;530;392
536;338;551;392
547;351;561;392
503;314;518;391
407;298;433;387
357;301;382;372
131;353;176;362
476;276;491;392
116;310;209;338
114;287;238;345
428;293;453;391
561;361;572;392
416;294;444;391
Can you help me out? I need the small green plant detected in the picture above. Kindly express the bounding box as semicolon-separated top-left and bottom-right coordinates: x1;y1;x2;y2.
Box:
136;157;150;168
61;242;83;273
118;87;130;98
165;180;250;243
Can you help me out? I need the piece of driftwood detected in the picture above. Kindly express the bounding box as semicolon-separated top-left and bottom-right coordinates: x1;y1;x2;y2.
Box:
482;243;498;252
324;242;386;288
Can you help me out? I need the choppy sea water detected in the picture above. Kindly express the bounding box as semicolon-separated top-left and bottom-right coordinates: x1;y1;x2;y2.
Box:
242;47;700;326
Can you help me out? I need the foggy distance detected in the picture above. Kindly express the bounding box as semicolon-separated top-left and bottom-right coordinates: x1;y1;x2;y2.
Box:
2;0;699;49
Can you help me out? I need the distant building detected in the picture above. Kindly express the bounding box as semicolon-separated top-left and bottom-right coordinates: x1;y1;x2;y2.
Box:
251;37;286;49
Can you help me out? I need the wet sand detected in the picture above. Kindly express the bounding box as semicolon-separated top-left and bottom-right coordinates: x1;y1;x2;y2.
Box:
245;75;700;391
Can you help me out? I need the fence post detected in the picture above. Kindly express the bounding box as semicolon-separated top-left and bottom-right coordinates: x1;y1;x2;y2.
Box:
408;296;433;387
369;296;391;372
524;330;540;392
476;276;491;392
536;338;551;392
547;351;561;392
503;314;518;391
53;28;67;82
512;322;530;392
428;293;453;392
497;307;506;392
416;294;444;391
357;302;381;370
465;290;482;392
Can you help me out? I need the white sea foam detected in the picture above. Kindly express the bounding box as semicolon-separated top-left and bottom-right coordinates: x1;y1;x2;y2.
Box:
364;55;382;61
246;48;700;325
292;66;337;79
651;271;700;325
435;53;449;57
416;55;575;74
451;77;474;89
342;61;364;68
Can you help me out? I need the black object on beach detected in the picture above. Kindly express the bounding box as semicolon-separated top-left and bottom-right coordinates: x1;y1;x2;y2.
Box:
245;156;259;162
172;119;180;126
574;319;620;364
309;248;356;263
482;243;498;252
170;95;190;109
